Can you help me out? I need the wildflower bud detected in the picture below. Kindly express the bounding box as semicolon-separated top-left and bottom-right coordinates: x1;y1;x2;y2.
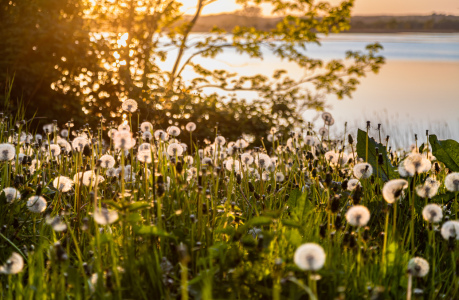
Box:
378;153;384;165
363;227;370;241
178;243;190;263
335;214;342;229
348;134;353;144
329;195;341;213
319;224;327;238
312;169;317;178
36;184;42;196
341;180;348;190
352;185;362;205
377;124;381;130
366;121;370;129
375;147;379;155
426;130;429;136
83;262;91;276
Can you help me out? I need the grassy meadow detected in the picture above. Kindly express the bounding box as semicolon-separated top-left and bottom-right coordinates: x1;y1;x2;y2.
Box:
0;99;458;300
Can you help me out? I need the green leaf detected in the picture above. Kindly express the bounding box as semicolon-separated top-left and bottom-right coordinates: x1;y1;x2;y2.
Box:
128;201;151;211
431;191;456;205
429;135;459;172
285;228;302;247
281;219;301;228
356;129;398;181
247;216;272;227
135;226;175;239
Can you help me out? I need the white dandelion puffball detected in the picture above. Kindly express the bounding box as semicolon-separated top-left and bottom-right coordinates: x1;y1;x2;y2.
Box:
255;153;272;169
27;196;47;213
441;220;459;240
140;121;153;132
100;154;116;169
46;215;67;232
215;136;226;146
137;150;152;163
138;143;151;152
241;153;254;165
407;257;429;277
382;179;408;203
346;205;370;227
347;179;361;191
0;143;16;161
154;130;169;141
294;243;326;271
122;99;138;113
82;171;105;187
235;139;249;149
72;137;89;152
167;126;181;137
415;181;439;199
94;207;119;225
403;153;431;176
53;176;74;193
118;123;131;132
353;163;373;179
2;187;21;203
0;252;24;274
422;204;443;223
275;172;285;182
225;159;241;172
108;128;118;139
185;122;196;132
49;144;61;157
142;131;153;141
167;143;183;156
445;172;459;192
114;131;135;150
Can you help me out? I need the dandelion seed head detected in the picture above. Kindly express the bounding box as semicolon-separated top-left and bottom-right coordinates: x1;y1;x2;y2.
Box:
185;122;196;132
441;220;459;240
72;137;89;152
347;179;361;191
256;153;271;169
407;257;429;277
122;99;138;113
445;173;459;192
94;207;119;225
346;205;370;227
382;179;408;203
2;187;20;203
53;176;74;192
140;121;153;132
114;131;135;150
49;144;61;157
403;153;431;176
46;215;67;232
117;123;130;132
100;154;116;169
0;252;24;274
167;143;183;157
422;204;443;223
167;126;181;137
215;136;226;146
294;243;326;271
137;150;152;163
0;143;15;161
275;172;285;182
353;163;373;179
154;130;169;141
27;195;47;213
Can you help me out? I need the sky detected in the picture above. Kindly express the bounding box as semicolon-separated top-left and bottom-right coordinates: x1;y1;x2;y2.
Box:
180;0;459;16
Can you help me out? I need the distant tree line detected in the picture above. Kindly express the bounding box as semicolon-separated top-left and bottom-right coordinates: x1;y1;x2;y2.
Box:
0;0;384;144
191;13;459;33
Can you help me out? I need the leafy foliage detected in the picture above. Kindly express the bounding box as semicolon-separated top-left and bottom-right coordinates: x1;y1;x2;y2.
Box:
429;134;459;172
356;129;398;181
1;0;384;140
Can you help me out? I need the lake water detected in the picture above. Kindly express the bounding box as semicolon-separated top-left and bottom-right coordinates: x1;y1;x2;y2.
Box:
167;33;459;146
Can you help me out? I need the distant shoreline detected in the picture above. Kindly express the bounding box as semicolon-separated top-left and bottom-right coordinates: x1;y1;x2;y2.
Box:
189;14;459;34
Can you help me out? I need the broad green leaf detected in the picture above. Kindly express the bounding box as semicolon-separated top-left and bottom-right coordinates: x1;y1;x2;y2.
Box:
356;129;398;181
247;216;272;227
429;135;459;172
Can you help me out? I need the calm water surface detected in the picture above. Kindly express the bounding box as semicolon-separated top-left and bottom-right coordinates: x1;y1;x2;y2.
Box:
173;33;459;144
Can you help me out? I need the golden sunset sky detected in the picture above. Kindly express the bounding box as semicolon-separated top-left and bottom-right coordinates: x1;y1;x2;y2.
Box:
180;0;459;16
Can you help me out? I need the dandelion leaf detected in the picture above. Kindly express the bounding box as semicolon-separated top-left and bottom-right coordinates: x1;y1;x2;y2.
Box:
135;225;175;239
429;135;459;172
356;129;398;181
